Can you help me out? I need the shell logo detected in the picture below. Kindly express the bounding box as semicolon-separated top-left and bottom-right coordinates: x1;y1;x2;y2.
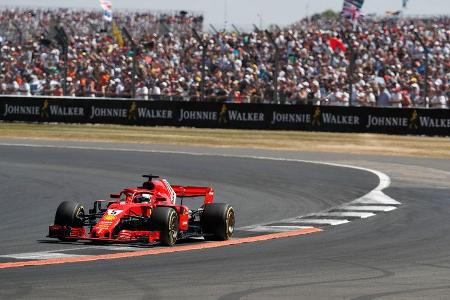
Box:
103;215;116;221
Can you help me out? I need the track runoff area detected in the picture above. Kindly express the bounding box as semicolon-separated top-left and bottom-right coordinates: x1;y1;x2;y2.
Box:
0;142;400;269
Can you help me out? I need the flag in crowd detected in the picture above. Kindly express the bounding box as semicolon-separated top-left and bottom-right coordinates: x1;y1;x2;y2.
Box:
112;21;124;48
98;0;124;47
386;10;402;16
341;0;365;22
402;0;410;8
328;37;347;52
99;0;113;22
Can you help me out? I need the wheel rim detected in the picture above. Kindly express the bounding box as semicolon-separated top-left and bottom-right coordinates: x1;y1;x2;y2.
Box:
74;206;84;226
75;206;84;218
226;208;235;238
168;212;178;245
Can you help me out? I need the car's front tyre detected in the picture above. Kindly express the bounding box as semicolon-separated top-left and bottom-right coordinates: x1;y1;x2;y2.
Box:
54;201;85;227
54;201;85;241
151;207;179;246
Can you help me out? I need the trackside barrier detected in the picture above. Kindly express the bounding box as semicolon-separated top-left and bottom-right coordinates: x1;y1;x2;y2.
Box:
0;96;449;136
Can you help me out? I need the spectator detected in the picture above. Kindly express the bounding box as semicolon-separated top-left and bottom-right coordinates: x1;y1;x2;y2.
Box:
378;84;391;107
136;82;149;100
390;84;403;108
414;90;429;108
355;85;367;106
430;87;448;108
366;86;376;107
0;7;447;108
19;78;31;96
114;79;125;97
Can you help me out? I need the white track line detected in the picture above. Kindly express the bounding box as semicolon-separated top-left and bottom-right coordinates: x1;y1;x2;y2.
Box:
308;212;376;219
289;219;350;226
337;205;397;212
243;226;314;233
2;252;88;260
0;245;147;260
352;190;401;205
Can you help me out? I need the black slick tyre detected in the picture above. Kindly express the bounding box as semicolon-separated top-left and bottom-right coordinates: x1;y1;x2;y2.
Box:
151;207;179;246
54;201;85;227
201;203;235;241
54;201;85;242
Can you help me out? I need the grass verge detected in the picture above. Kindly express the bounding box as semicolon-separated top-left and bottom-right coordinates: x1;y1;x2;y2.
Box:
0;122;449;159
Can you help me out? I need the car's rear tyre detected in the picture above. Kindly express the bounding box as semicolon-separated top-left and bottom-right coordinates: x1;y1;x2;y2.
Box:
151;207;179;246
54;201;85;227
201;203;235;241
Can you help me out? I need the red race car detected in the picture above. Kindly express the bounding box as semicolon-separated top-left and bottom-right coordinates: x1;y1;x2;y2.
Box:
48;175;235;246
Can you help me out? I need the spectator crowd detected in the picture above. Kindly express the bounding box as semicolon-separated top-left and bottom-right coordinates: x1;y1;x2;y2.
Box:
0;8;448;108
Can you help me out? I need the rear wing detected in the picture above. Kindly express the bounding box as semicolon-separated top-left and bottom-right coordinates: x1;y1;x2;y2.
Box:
171;186;214;205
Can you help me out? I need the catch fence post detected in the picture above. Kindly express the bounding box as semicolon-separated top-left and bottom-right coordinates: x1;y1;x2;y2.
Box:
209;24;219;34
341;30;356;106
412;27;430;101
265;30;280;103
231;24;241;34
55;26;69;96
193;29;206;102
122;27;138;99
12;21;23;45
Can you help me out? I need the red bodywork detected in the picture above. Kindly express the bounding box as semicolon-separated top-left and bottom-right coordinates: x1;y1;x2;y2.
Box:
48;177;215;244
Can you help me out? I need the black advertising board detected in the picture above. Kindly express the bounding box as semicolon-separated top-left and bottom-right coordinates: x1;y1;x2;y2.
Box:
0;97;449;136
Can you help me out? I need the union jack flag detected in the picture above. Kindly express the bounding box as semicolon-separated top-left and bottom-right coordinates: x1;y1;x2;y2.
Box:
344;0;365;9
99;0;113;22
341;0;364;22
99;0;112;11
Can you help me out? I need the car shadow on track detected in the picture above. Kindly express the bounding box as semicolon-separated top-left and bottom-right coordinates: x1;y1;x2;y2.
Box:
36;237;207;249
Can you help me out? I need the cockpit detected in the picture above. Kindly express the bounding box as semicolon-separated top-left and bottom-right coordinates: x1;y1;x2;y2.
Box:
133;193;152;203
117;191;152;204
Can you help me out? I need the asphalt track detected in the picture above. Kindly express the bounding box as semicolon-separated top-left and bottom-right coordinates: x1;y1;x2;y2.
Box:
0;140;449;299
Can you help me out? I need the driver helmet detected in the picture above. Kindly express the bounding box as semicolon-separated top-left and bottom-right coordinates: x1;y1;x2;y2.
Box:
135;193;151;203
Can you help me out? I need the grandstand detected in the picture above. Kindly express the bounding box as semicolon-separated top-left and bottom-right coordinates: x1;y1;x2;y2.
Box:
0;7;448;108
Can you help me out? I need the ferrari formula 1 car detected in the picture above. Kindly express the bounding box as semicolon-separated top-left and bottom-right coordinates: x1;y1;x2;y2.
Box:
48;175;235;246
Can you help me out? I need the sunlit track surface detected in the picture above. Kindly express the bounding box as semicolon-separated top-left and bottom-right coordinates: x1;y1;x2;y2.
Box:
0;141;399;263
242;166;401;232
0;140;450;299
0;141;381;264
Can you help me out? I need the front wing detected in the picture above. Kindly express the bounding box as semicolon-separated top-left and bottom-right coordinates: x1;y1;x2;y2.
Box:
48;225;161;244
